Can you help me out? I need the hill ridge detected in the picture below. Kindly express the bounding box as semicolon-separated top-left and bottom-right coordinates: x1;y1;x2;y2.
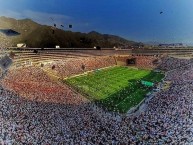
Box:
0;16;141;48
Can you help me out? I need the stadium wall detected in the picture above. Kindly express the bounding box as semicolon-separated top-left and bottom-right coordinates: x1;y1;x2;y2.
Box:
115;55;159;69
44;56;117;78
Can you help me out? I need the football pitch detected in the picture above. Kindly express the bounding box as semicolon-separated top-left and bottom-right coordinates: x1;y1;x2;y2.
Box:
65;66;164;113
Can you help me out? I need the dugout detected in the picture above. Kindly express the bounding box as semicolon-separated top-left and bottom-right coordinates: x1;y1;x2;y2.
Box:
152;59;159;65
127;58;136;66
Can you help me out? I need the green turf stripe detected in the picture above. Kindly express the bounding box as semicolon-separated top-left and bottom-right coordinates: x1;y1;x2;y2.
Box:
65;66;164;113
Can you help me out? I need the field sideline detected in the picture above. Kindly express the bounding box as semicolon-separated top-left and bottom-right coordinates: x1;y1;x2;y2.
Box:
65;66;164;113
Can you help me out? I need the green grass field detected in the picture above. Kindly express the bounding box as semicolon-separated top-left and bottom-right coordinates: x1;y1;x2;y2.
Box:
65;66;164;113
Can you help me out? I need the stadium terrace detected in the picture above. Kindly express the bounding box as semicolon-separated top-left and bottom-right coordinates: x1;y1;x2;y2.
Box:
0;48;193;144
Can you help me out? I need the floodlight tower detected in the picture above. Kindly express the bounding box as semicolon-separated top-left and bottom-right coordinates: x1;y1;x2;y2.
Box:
49;17;73;48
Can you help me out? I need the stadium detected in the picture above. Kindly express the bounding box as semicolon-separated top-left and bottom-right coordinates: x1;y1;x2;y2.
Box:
1;1;193;144
0;46;193;144
3;48;165;113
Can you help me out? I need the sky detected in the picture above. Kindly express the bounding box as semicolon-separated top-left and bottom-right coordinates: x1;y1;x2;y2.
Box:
0;0;193;44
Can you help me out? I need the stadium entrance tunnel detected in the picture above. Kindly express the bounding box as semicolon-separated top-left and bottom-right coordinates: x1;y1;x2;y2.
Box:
127;58;136;66
152;59;159;65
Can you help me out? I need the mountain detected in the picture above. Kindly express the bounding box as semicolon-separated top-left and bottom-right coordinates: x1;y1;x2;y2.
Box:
0;16;141;48
143;41;160;46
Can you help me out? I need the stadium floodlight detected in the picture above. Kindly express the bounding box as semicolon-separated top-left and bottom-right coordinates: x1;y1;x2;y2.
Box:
69;25;72;28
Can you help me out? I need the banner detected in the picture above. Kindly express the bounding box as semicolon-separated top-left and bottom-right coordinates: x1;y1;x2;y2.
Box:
141;80;154;87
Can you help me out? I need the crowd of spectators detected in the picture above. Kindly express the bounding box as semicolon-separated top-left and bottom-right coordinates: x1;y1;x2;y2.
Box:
1;67;88;104
0;56;193;144
44;55;159;79
158;57;191;71
44;56;116;78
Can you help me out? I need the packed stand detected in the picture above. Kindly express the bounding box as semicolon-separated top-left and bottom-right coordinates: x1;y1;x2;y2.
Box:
44;56;116;78
1;67;88;104
158;57;191;71
0;57;193;144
